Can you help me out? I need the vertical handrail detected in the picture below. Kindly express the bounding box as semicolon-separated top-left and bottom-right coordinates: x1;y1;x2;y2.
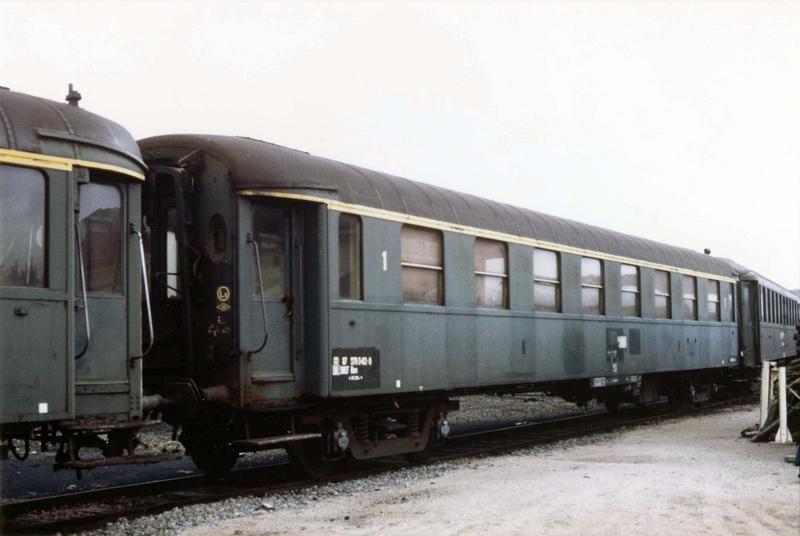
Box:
247;233;269;354
74;223;91;359
130;223;154;358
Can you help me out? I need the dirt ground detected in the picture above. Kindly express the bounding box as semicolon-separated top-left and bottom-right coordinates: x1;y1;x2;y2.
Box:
182;407;799;536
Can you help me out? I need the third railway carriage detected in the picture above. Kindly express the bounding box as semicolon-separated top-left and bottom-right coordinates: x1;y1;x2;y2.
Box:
138;134;799;476
0;87;154;469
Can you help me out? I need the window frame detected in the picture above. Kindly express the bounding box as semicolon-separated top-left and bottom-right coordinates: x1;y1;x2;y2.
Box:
0;164;48;289
707;279;721;322
620;263;640;317
78;181;124;296
580;257;605;315
474;237;508;309
401;224;444;305
681;275;698;320
337;213;363;301
654;269;671;320
532;248;560;313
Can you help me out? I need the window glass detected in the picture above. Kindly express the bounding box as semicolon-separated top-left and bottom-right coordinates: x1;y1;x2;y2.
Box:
533;249;559;312
534;283;559;312
581;257;603;286
78;183;122;293
253;207;287;299
401;225;442;304
707;280;720;321
0;165;46;288
533;249;558;281
620;264;639;317
581;257;604;315
681;275;697;320
726;283;735;322
338;214;362;300
654;270;671;319
475;238;507;308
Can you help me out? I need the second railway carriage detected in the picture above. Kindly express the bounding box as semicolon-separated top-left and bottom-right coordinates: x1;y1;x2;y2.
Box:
139;134;759;476
725;259;800;365
0;87;154;469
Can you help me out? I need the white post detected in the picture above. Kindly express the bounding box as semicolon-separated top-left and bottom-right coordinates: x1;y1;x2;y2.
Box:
759;361;771;428
774;366;793;443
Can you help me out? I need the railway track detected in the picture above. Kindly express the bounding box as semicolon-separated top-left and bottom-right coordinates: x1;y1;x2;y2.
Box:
0;396;753;535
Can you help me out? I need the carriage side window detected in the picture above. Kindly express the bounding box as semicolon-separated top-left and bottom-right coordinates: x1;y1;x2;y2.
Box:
681;275;697;320
760;288;765;321
0;165;46;288
78;182;122;294
707;280;720;321
580;257;604;315
474;238;507;308
401;225;443;304
654;270;671;319
533;248;560;312
253;207;287;299
727;283;735;322
338;214;362;300
620;264;640;317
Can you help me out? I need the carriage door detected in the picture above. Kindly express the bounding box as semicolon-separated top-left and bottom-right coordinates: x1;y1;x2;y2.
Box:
1;165;71;422
238;198;302;401
73;179;132;416
739;282;759;367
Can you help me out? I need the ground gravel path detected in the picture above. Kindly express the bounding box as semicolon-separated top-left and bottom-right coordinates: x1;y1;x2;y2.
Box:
80;405;798;536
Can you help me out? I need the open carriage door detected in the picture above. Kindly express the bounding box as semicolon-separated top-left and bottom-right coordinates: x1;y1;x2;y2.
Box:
73;173;141;419
237;196;304;404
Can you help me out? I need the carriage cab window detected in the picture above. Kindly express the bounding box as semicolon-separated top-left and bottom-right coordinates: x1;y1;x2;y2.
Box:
682;275;697;320
0;165;46;288
474;238;507;308
581;257;604;315
707;280;720;321
338;213;362;300
620;264;640;317
401;225;443;304
78;182;122;294
533;249;560;312
252;207;288;299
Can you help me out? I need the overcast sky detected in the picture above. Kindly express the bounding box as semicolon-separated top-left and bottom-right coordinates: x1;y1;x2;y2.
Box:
3;1;798;288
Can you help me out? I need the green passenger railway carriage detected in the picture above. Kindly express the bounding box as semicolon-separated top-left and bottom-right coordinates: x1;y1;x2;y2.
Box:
137;134;799;476
0;87;154;468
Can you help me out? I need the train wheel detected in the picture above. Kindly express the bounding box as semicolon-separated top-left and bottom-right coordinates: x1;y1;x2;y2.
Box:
288;426;335;480
189;441;239;479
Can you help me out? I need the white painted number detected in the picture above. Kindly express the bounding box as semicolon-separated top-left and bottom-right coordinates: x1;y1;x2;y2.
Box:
382;250;388;272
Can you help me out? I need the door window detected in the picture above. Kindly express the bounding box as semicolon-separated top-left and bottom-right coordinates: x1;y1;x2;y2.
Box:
78;182;123;294
253;206;288;299
0;165;46;288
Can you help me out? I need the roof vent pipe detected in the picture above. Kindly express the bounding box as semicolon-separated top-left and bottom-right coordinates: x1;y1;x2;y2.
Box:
66;83;81;107
704;248;711;255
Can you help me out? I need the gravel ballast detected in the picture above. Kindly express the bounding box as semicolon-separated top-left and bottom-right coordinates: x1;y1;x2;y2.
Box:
79;404;798;536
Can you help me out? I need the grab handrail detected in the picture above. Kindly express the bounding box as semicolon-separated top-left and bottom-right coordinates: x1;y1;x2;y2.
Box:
74;223;91;359
247;233;269;354
130;223;154;359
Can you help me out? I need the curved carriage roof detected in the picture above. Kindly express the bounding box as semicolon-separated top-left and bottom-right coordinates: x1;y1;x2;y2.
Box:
140;134;735;278
0;87;145;174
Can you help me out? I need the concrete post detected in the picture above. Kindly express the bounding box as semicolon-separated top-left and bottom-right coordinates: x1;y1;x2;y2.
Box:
759;361;771;428
774;366;793;443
